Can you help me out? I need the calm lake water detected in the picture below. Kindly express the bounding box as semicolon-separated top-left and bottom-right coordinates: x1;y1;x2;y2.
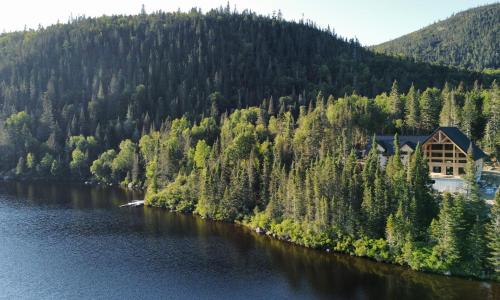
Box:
0;182;498;300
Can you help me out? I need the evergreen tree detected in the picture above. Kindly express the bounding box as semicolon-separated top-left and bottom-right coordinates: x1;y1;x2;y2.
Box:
362;137;387;237
484;81;499;159
407;144;436;235
462;144;489;275
405;84;420;133
461;94;477;138
386;202;410;260
419;88;440;133
385;134;407;213
390;80;404;124
15;157;25;176
464;143;481;206
131;153;141;184
0;12;495;279
487;192;500;279
39;92;56;140
268;96;276;116
430;193;466;273
440;83;453;126
431;193;465;272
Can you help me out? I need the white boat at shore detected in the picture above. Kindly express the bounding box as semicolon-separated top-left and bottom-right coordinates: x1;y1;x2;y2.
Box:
119;200;145;208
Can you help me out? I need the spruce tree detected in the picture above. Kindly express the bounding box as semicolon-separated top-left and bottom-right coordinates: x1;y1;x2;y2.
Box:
461;94;478;139
362;140;386;238
487;192;500;279
15;157;25;176
419;88;440;133
385;134;407;213
407;143;436;235
131;153;140;184
386;201;410;260
39;92;56;140
484;81;499;159
268;96;276;116
440;83;452;126
462;144;489;275
430;193;466;273
390;80;404;122
466;216;488;276
405;84;420;134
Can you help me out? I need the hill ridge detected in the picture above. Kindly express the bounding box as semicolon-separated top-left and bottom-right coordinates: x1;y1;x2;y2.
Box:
372;3;500;71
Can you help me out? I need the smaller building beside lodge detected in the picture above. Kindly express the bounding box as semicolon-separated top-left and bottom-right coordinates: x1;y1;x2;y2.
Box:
369;127;487;193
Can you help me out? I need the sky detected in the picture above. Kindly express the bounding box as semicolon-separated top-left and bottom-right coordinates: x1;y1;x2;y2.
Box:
0;0;496;45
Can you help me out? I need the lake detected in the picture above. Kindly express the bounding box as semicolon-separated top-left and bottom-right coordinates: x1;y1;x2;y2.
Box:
0;181;498;299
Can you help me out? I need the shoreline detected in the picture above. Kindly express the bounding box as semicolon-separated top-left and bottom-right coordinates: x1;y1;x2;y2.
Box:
0;176;145;192
144;200;499;283
0;178;497;283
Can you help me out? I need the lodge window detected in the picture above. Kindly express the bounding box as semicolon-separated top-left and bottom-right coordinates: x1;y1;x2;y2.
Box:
445;144;453;150
445;153;453;157
432;166;442;173
431;144;443;150
458;153;466;158
459;160;467;163
431;152;443;157
459;168;465;175
431;159;442;162
446;167;454;175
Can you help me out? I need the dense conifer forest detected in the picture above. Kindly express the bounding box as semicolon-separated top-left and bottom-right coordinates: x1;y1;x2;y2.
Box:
373;3;500;71
0;8;499;280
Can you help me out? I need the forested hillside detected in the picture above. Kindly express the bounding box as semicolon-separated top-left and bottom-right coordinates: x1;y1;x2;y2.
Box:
372;3;500;71
0;7;500;280
0;8;496;155
128;83;500;280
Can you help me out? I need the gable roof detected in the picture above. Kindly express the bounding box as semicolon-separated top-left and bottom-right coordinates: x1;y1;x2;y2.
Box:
421;127;487;160
367;127;487;161
371;135;428;156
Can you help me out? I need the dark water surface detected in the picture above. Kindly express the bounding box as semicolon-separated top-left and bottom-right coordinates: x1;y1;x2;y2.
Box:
0;182;498;300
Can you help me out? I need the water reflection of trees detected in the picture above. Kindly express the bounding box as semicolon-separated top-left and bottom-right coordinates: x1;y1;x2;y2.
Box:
3;182;498;300
256;230;499;300
142;206;499;300
4;181;142;209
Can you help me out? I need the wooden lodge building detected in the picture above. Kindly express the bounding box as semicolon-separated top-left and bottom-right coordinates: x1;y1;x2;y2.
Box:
370;127;487;188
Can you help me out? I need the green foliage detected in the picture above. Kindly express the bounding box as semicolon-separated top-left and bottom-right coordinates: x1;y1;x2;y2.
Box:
353;238;391;262
26;153;36;170
269;219;332;249
38;153;55;176
429;193;466;273
50;159;61;177
0;9;497;279
70;148;88;178
145;173;198;213
0;7;495;173
101;97;498;280
193;140;210;169
372;3;500;71
15;157;25;176
112;139;137;182
90;150;117;184
405;84;420;133
406;144;436;236
487;192;500;279
419;88;441;132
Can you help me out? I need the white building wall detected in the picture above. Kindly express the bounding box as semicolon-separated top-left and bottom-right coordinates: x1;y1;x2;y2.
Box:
400;144;414;166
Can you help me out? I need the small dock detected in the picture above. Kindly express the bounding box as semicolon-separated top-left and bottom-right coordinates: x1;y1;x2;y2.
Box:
120;200;145;208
